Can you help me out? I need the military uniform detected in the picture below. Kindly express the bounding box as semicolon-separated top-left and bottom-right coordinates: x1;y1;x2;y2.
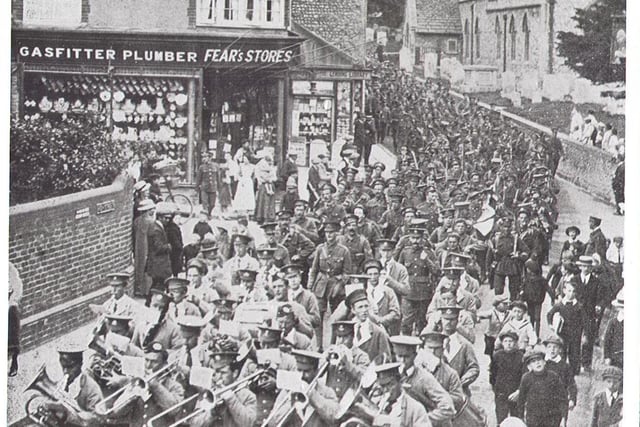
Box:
336;232;372;273
397;244;439;335
325;346;370;399
308;239;353;314
196;159;220;214
278;228;315;262
365;194;387;222
379;206;404;238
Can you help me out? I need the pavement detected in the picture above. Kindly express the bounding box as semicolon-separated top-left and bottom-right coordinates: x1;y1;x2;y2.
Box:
6;175;623;425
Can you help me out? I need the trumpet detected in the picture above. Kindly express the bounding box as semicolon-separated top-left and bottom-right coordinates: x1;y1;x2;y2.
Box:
146;369;266;427
95;360;178;417
24;364;84;427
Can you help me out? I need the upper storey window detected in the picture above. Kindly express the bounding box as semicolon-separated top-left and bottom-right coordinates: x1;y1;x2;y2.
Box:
23;0;82;26
197;0;284;28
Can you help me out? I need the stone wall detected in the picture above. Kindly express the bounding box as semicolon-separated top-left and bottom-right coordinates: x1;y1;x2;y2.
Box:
9;174;134;350
556;140;617;205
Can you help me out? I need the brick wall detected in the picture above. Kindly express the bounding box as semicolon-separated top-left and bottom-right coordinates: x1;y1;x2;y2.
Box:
9;174;134;350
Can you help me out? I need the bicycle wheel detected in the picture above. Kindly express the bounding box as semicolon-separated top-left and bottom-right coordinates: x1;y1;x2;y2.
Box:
166;193;193;223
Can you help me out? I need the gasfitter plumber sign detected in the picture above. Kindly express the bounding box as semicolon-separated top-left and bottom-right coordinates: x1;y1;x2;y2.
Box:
13;37;298;67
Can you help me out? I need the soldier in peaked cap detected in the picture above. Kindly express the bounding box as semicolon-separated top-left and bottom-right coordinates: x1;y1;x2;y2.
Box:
379;190;404;238
337;214;373;273
276;207;316;265
435;305;479;397
291;198;321;244
129;290;184;356
315;182;347;220
584;215;607;260
396;223;440;336
355;362;431;426
389;335;455;427
277;303;313;351
101;272;142;317
261;221;291;269
324;320;370;399
308;219;353;350
280;262;321;336
364;178;387;222
166;277;202;320
48;343;104;424
223;233;260;287
255;243;280;293
239;268;269;303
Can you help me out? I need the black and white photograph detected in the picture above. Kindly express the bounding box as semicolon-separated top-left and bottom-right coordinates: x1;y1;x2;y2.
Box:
5;0;635;426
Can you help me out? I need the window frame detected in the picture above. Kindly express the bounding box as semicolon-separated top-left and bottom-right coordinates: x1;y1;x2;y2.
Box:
196;0;285;28
447;39;459;54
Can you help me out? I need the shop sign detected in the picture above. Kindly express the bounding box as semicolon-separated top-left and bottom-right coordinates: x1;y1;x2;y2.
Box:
289;69;372;81
13;35;299;68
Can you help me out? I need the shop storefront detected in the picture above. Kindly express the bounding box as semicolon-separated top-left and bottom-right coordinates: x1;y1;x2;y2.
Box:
12;28;302;184
286;67;372;168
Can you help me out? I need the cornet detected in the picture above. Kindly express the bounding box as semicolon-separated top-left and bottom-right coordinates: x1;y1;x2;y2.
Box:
95;360;178;418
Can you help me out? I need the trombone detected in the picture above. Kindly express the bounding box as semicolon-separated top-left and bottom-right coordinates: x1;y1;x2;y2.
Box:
261;362;329;427
146;369;266;427
95;359;178;418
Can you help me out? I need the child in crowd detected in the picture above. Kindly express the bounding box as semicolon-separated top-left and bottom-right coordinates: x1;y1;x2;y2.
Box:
498;300;537;350
490;331;524;424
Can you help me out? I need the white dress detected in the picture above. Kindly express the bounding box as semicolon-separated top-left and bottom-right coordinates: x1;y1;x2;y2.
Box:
232;162;255;212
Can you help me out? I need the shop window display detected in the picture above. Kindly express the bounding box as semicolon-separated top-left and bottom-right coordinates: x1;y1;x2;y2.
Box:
23;73;192;180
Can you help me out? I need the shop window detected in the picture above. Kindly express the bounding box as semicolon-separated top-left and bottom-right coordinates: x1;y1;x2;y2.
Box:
447;39;458;54
23;0;81;26
22;72;194;181
197;0;283;27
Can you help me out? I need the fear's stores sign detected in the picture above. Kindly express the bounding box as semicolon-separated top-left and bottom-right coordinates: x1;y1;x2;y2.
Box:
13;37;298;67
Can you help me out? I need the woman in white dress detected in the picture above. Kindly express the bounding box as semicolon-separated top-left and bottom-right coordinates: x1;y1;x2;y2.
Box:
231;155;255;215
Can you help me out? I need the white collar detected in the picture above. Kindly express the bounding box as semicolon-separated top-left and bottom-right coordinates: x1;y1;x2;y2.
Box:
563;298;577;306
605;389;619;406
546;354;562;363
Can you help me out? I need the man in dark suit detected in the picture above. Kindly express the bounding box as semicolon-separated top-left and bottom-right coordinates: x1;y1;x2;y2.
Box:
584;216;607;261
575;255;608;372
146;202;173;296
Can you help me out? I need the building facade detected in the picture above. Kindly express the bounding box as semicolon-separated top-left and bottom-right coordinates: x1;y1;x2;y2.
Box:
11;0;368;183
457;0;596;96
402;0;463;71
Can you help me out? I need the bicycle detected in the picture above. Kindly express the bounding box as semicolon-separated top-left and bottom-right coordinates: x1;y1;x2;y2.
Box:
153;159;193;224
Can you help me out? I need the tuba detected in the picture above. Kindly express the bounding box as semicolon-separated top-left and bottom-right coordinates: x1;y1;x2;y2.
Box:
24;364;84;427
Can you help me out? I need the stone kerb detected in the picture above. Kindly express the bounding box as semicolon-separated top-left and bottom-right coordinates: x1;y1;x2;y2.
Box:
9;173;134;350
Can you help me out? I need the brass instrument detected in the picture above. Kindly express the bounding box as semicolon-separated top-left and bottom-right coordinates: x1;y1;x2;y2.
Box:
88;334;123;387
24;364;84;427
264;362;329;427
95;360;178;417
146;369;266;427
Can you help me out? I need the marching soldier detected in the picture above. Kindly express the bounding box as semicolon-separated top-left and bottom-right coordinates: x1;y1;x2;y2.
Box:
291;199;320;244
281;263;321;338
195;150;220;215
261;222;290;269
325;321;370;399
36;345;104;427
346;288;392;361
239;269;269;303
277;304;313;351
276;209;316;264
337;214;373;273
130;290;184;355
190;351;256;427
353;362;431;426
365;179;388;222
102;273;142;317
390;335;455;427
171;315;207;390
308;220;353;350
437;306;479;397
315;183;347;221
223;234;260;287
397;227;440;335
487;216;529;299
166;278;202;320
255;244;280;293
379;192;404;239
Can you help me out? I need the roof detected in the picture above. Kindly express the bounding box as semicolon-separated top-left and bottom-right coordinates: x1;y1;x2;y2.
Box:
415;0;462;34
291;0;366;63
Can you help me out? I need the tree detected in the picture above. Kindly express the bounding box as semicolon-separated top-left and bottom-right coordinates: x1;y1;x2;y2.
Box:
368;0;405;29
556;0;626;83
10;115;131;205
